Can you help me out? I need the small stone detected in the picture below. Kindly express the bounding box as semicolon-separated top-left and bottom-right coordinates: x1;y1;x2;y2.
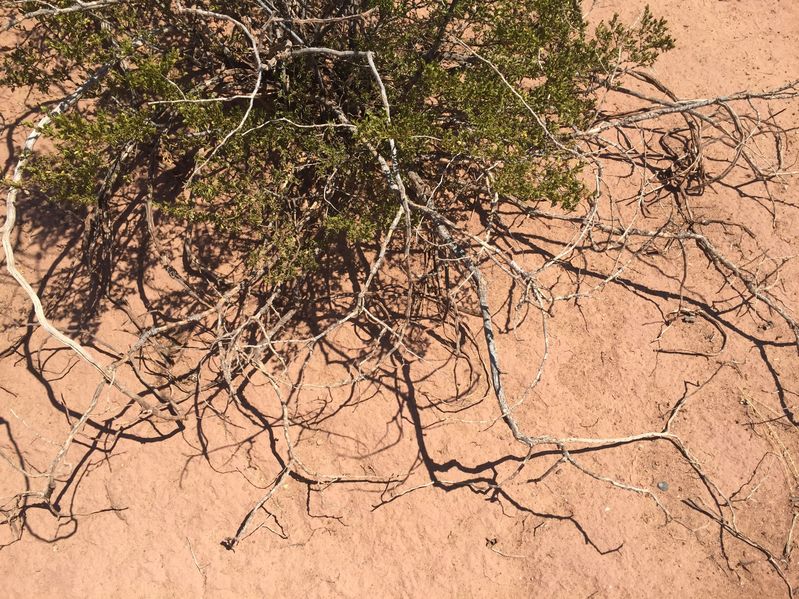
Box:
657;481;669;492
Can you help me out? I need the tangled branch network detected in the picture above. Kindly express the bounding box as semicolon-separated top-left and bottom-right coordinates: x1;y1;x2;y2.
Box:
1;2;798;592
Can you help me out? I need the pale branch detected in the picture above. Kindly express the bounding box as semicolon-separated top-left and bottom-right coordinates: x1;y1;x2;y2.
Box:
0;59;171;416
3;0;123;30
43;381;106;506
579;79;799;136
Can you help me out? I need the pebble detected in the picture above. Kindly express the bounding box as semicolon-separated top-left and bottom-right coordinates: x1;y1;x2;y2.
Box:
657;481;669;492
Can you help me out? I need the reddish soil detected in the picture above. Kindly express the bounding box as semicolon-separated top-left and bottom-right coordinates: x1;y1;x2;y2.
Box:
2;2;799;597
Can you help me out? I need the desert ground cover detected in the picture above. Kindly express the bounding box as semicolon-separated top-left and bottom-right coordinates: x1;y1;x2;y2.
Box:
1;1;799;597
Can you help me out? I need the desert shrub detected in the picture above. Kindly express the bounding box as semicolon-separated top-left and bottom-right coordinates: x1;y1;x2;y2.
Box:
3;0;674;282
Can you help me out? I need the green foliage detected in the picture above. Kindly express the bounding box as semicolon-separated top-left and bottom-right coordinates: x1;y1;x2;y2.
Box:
593;6;675;67
25;109;156;205
4;0;675;282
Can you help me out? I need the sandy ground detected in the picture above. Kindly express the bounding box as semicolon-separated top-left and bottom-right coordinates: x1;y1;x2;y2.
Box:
2;1;799;597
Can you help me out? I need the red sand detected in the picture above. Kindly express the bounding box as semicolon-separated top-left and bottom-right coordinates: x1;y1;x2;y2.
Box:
2;2;799;597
